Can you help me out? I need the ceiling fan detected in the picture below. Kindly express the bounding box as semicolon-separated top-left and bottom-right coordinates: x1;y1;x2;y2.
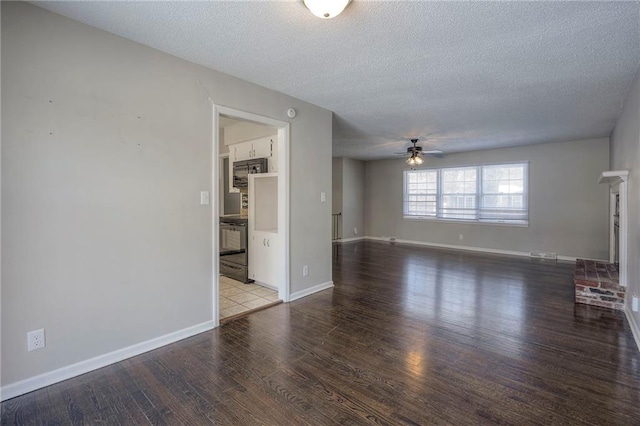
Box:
395;139;444;166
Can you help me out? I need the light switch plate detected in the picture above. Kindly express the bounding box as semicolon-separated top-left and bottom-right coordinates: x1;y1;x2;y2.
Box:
200;191;210;205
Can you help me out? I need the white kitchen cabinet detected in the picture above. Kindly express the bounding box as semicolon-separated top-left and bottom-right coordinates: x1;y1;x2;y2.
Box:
232;140;253;162
253;137;272;159
248;173;279;287
249;231;279;286
231;136;274;162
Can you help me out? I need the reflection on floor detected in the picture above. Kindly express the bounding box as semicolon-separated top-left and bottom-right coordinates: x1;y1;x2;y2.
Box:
219;275;280;320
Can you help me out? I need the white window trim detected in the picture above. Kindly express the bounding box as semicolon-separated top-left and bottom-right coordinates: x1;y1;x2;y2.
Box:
403;161;529;227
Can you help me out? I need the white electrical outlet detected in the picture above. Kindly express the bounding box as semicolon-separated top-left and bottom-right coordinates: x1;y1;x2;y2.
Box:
353;227;358;236
633;295;639;312
459;234;464;240
303;265;309;277
320;192;326;203
27;328;46;352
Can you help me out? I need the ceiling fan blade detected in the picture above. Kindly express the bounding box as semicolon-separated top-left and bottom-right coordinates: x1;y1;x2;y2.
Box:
424;151;444;158
391;138;446;159
394;149;420;155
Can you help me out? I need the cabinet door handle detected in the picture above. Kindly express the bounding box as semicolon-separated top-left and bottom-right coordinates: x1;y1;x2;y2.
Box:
267;239;270;247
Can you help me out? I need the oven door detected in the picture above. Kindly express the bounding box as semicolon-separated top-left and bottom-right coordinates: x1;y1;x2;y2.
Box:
220;222;247;258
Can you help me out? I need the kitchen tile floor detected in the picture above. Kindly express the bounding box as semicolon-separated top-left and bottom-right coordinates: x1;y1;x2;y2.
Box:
219;275;280;320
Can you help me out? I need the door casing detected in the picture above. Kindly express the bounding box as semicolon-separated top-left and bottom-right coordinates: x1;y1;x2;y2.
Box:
212;104;290;326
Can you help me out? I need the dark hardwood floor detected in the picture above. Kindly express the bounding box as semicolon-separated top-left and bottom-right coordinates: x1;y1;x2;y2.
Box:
3;240;639;425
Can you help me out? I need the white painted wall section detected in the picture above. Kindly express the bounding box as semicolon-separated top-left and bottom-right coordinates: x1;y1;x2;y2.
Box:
364;138;610;260
1;2;332;394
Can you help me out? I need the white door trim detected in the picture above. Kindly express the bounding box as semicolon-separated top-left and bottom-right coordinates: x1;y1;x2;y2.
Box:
600;170;628;287
212;105;291;325
219;153;228;216
617;179;628;287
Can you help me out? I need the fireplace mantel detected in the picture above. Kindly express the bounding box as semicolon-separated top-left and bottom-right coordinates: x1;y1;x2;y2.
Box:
598;170;629;186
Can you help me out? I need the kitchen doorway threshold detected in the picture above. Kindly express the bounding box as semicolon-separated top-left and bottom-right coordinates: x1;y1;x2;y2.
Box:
219;275;281;321
220;300;283;324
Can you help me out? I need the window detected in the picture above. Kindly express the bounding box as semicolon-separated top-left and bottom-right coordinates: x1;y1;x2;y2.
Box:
441;167;477;220
403;162;528;225
480;164;527;222
405;169;437;217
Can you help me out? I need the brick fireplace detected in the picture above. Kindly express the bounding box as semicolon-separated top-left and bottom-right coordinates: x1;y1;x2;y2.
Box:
574;259;625;310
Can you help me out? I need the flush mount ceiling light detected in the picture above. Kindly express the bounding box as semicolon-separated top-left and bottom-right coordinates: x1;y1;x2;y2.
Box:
303;0;350;19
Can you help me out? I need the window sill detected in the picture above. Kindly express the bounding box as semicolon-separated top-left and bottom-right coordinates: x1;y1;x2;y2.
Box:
403;216;529;228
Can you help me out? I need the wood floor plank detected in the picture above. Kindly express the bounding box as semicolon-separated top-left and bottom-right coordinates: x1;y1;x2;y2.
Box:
281;361;400;425
3;240;639;425
100;364;155;425
0;392;38;425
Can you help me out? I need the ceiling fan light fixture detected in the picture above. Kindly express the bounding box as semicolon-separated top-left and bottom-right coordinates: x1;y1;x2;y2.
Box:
405;138;425;167
406;153;423;166
303;0;350;19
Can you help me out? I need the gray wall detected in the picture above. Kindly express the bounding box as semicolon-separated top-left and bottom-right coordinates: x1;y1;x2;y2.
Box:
365;138;610;259
223;121;276;145
332;157;343;215
610;67;640;331
331;157;343;238
341;158;365;238
1;2;332;386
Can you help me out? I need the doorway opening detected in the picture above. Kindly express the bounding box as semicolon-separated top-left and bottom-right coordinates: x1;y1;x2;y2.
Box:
212;105;290;326
599;170;629;287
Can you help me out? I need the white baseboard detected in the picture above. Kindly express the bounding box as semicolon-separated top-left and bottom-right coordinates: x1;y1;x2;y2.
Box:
252;281;278;291
557;255;577;262
365;236;531;257
1;320;215;401
335;236;365;243
290;281;334;302
364;236;606;263
625;307;640;352
557;255;608;262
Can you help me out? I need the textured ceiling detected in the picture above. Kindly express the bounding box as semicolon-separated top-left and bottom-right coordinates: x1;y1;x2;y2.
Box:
33;1;640;160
